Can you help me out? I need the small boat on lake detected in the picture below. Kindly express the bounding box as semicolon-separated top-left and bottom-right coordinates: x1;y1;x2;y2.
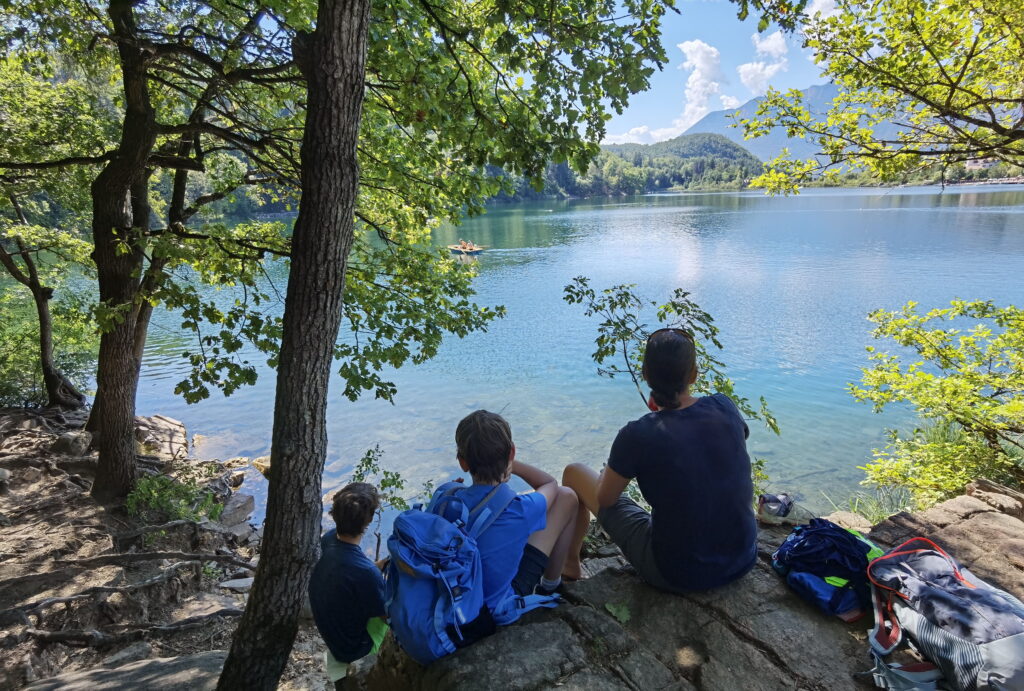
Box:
448;242;485;255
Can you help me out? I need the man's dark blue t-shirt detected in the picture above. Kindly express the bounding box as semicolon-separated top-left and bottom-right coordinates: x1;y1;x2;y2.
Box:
608;393;757;591
308;530;386;662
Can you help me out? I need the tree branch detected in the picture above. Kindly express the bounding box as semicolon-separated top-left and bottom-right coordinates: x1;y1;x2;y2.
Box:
0;152;115;170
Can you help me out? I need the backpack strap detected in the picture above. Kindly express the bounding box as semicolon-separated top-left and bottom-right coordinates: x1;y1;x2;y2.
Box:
864;583;943;690
866;652;942;690
427;481;472;529
491;592;560;626
466;484;518;539
427;481;468;513
868;585;903;655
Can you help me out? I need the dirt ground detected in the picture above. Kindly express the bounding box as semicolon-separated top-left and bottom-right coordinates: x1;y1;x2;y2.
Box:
0;407;332;690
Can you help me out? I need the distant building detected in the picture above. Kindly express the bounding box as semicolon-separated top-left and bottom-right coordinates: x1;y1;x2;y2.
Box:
965;158;998;170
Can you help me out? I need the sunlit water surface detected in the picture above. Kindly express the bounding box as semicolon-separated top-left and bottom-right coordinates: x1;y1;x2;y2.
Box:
139;185;1024;524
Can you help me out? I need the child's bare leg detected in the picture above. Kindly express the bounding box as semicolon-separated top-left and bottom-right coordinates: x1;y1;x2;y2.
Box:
527;485;578;582
561;463;602;580
544;488;579;582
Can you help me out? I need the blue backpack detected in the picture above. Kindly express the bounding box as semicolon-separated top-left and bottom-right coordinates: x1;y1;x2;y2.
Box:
772;518;883;622
384;482;559;665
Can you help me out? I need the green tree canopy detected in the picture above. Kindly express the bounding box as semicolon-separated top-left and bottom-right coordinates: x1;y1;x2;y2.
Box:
743;0;1024;192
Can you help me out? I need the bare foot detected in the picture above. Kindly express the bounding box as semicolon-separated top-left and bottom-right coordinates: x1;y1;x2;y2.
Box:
562;558;583;582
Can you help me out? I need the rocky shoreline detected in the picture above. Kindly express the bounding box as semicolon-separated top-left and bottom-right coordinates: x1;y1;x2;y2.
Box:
0;409;331;690
2;409;1022;690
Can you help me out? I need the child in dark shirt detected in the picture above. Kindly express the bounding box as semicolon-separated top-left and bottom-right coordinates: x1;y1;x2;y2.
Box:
562;328;757;592
308;482;388;687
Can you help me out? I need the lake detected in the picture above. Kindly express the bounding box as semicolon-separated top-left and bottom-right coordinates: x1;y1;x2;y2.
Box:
139;185;1024;522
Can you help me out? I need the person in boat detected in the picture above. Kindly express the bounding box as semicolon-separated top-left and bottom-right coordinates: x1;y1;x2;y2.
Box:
561;328;756;593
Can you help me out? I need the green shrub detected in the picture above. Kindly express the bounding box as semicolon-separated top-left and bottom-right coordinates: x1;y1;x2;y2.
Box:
126;473;224;523
853;300;1024;507
823;486;914;524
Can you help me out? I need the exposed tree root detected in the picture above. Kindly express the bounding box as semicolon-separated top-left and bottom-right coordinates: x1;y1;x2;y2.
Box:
56;550;254;571
0;561;200;626
3;608;243;649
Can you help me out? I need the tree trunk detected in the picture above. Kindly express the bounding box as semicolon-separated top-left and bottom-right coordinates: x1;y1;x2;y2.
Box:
217;0;370;687
33;283;87;409
0;198;85;410
89;0;157;502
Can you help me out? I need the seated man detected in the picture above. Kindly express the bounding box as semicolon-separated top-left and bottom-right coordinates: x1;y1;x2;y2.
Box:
562;328;757;593
308;482;388;687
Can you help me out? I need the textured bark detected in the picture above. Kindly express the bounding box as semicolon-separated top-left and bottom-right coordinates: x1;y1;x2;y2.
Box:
216;1;370;688
89;0;157;501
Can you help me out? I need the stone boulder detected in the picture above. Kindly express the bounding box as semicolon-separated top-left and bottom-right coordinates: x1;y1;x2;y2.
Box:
135;415;188;461
349;485;1024;691
359;604;687;691
868;491;1024;595
351;525;871;691
218;492;255;529
50;431;92;456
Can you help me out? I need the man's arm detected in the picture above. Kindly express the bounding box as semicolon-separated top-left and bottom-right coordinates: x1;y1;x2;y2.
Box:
510;460;557;506
596;466;631;509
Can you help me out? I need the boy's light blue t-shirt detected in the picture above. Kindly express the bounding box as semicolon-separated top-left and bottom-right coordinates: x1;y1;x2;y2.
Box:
457;483;547;610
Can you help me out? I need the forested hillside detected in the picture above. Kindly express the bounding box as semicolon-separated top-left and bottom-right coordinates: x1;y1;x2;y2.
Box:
496;133;764;199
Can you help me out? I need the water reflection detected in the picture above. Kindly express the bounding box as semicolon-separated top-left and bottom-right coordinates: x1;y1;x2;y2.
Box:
139;185;1024;523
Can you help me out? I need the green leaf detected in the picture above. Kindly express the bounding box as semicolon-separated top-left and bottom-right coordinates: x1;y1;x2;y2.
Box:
605;601;632;624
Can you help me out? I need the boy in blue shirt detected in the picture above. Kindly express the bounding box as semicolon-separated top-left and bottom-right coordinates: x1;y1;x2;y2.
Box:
308;482;388;687
562;328;757;592
454;410;579;620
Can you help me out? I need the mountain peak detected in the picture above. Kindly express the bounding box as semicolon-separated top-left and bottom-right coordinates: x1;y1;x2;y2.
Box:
682;83;838;161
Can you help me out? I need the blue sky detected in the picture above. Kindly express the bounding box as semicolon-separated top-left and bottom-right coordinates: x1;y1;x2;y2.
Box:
603;0;837;143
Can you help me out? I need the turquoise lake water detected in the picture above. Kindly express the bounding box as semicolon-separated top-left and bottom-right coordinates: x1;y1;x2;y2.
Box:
138;185;1024;521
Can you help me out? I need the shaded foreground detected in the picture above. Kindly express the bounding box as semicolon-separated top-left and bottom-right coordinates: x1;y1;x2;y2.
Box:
0;410;329;689
2;409;1022;690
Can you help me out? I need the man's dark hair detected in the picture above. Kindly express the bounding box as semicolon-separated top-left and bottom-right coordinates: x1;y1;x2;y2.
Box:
455;410;513;484
330;482;379;537
642;330;697;409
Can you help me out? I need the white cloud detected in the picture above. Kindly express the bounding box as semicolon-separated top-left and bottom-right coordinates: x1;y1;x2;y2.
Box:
737;30;789;96
737;59;789;94
652;39;728;138
720;95;742;109
751;31;788;59
602;39;734;144
603;126;651;145
805;0;840;18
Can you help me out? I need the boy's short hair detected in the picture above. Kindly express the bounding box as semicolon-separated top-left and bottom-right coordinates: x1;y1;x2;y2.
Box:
455;410;513;484
643;329;697;409
330;482;379;537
